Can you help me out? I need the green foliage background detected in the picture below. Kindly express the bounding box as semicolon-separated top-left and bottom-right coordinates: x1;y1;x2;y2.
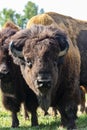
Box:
0;1;44;29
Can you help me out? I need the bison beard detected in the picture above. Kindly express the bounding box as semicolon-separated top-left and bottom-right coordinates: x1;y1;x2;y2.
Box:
9;24;81;130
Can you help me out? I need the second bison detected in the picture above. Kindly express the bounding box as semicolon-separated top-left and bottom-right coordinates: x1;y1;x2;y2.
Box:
0;22;38;127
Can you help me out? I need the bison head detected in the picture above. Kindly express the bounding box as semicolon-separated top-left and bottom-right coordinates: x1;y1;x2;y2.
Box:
0;27;18;79
9;24;69;111
0;45;9;78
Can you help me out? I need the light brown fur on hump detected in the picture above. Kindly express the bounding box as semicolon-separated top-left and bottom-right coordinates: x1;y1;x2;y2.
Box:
26;14;57;28
27;12;87;45
3;21;20;31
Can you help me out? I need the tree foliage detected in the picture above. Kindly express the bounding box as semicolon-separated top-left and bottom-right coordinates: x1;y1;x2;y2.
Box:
0;1;44;28
23;1;38;19
0;8;15;28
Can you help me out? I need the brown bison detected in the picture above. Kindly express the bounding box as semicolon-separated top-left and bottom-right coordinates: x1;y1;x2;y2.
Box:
0;22;38;127
26;12;87;113
9;24;81;129
26;12;87;87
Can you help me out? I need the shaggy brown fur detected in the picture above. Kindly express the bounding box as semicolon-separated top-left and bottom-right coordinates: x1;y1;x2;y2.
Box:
27;12;87;84
26;12;87;112
26;14;57;28
2;21;20;31
46;13;87;88
0;22;38;127
27;12;87;43
10;24;81;129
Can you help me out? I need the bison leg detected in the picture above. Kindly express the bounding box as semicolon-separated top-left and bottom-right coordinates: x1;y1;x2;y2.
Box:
43;108;49;116
24;109;29;120
23;104;29;120
23;102;38;126
58;103;77;130
24;88;38;126
52;107;57;116
25;101;38;126
31;110;38;126
2;96;20;128
80;86;86;113
44;110;49;116
80;103;85;113
12;112;19;128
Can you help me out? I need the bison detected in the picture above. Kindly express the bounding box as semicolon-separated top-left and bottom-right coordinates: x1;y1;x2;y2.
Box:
26;12;87;114
26;12;87;86
0;21;38;127
9;24;81;129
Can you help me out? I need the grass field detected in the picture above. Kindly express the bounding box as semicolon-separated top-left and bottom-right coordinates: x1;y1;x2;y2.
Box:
0;92;87;130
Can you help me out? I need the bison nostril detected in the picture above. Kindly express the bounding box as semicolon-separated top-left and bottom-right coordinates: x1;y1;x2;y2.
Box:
36;73;52;93
37;79;51;90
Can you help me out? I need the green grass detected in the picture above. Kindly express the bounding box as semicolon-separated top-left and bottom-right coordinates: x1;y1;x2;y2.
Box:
0;93;87;130
0;107;61;130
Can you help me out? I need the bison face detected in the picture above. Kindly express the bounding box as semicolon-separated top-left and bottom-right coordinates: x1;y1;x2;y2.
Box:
0;26;18;79
0;46;9;78
9;25;69;110
0;45;14;81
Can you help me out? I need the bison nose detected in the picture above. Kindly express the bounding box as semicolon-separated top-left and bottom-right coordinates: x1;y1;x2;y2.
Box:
36;74;52;93
37;79;51;88
0;67;9;78
0;70;9;79
0;73;4;78
0;68;9;75
0;64;9;75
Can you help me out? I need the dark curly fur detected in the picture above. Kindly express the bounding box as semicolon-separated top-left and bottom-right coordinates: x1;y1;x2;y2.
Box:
10;24;81;129
0;23;38;128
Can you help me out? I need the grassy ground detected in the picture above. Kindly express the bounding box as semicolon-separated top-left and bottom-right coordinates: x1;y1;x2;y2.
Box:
0;92;87;130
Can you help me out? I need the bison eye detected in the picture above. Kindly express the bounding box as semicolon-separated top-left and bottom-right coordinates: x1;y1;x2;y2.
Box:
25;57;33;68
26;60;32;69
26;61;32;68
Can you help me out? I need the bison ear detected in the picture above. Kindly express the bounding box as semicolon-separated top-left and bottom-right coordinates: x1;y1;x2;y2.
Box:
9;41;23;58
54;33;69;57
9;41;25;65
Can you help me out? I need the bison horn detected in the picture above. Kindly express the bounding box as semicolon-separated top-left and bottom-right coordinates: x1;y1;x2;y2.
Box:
9;41;23;58
58;38;69;57
55;33;69;57
58;46;69;57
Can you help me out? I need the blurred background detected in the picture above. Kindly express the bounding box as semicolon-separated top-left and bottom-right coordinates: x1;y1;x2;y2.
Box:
0;0;87;29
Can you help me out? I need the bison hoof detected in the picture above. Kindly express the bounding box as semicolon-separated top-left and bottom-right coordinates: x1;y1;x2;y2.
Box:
32;122;38;127
61;120;76;130
32;121;38;126
67;126;76;130
12;119;19;128
67;122;76;130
